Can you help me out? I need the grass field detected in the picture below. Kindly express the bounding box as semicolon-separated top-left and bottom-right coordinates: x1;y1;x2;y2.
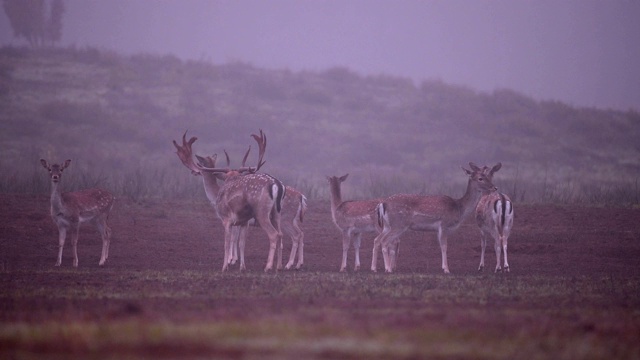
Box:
2;269;639;359
1;194;639;359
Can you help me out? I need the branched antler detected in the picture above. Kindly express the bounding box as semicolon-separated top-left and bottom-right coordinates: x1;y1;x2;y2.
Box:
173;131;201;175
198;129;268;175
251;129;267;172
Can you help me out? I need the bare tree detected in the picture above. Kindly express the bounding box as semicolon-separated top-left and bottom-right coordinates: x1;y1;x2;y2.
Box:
45;0;64;45
2;0;65;47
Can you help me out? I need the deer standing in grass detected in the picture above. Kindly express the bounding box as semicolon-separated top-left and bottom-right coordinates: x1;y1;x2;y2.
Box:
40;159;115;267
327;174;383;272
173;130;286;272
476;186;513;273
373;163;500;273
173;132;307;270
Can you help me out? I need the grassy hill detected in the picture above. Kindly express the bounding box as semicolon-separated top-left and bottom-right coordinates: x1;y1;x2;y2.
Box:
1;46;638;204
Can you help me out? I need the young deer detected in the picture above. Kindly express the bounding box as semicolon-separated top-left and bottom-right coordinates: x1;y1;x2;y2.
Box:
373;163;500;273
476;190;513;273
327;174;381;272
173;133;307;270
40;159;115;267
174;130;285;272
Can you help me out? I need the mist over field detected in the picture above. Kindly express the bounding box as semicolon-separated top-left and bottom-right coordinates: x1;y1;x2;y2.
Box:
2;1;639;111
0;1;639;204
1;47;638;205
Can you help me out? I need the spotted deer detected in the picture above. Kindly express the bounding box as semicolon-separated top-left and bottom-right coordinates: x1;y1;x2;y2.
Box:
173;130;286;272
327;174;382;272
476;189;513;273
173;132;307;270
205;151;307;270
373;163;500;273
40;159;115;267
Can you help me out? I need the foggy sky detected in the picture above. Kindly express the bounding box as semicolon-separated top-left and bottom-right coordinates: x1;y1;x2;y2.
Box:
1;0;639;111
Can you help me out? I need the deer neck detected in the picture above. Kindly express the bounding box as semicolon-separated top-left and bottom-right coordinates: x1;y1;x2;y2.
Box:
49;181;64;213
328;181;343;213
457;178;484;219
201;173;220;205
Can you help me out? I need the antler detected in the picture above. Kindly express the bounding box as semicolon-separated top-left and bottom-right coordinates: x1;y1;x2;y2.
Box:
250;129;267;172
198;129;267;175
173;131;202;175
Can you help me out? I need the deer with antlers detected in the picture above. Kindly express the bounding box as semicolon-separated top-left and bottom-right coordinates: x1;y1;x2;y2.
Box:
40;159;115;267
372;163;500;273
173;130;299;271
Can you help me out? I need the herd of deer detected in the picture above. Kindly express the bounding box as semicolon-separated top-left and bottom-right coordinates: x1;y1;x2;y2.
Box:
39;130;514;274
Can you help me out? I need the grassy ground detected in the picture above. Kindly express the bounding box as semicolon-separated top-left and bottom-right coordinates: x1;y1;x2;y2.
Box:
2;269;639;359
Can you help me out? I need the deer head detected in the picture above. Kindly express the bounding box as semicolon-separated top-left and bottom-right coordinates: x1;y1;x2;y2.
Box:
40;159;72;184
463;162;499;194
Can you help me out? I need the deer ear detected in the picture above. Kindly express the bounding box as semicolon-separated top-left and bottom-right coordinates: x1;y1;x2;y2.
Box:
468;162;481;172
339;174;349;182
490;162;502;175
63;159;72;169
40;159;49;169
462;166;472;176
195;155;207;166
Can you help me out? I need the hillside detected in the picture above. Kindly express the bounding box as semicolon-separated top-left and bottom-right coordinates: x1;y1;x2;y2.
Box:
1;46;639;202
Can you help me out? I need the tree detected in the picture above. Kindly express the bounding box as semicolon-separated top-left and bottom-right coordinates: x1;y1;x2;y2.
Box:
45;0;64;45
2;0;65;47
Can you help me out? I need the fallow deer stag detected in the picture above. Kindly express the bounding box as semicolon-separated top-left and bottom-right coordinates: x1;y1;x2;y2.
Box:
173;132;307;270
174;130;285;272
40;159;115;267
476;186;513;273
327;174;382;272
373;163;500;273
215;146;307;270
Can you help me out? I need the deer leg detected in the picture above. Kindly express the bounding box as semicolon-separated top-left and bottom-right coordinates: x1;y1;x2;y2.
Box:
494;235;502;273
96;218;109;266
389;240;399;271
272;209;284;271
381;239;393;273
502;235;509;272
478;230;487;272
353;233;362;271
276;233;283;271
264;230;281;272
230;228;237;265
285;235;296;270
104;224;111;261
55;226;67;266
379;230;396;273
371;230;386;272
285;225;301;270
222;223;233;272
438;228;450;274
237;225;247;271
260;217;282;272
71;223;80;268
340;230;350;272
372;229;392;272
295;229;304;270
